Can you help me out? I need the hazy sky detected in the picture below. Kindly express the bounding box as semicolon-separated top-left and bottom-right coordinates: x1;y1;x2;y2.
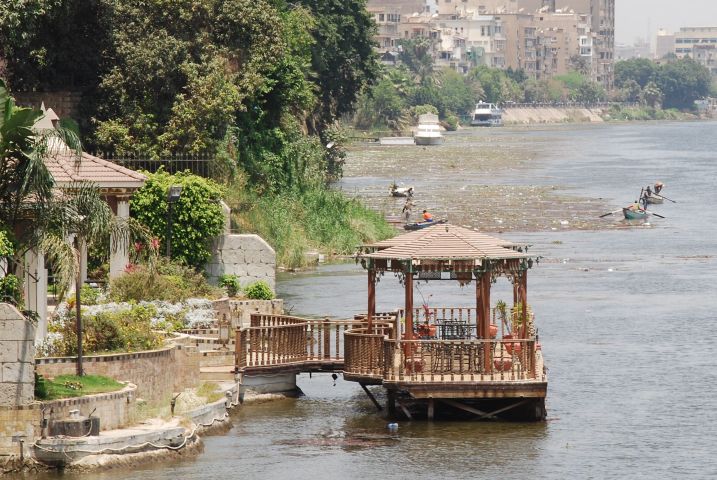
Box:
617;0;717;44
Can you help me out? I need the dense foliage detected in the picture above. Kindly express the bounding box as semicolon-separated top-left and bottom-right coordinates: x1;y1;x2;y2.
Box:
615;57;711;110
353;54;608;131
110;259;221;303
130;171;225;269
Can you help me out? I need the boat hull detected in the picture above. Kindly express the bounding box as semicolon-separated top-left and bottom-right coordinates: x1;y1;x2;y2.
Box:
414;136;444;146
645;195;663;204
623;208;648;220
404;219;447;230
470;119;503;127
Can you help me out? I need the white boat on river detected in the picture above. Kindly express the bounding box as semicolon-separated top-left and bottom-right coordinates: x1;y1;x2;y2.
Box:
413;114;444;146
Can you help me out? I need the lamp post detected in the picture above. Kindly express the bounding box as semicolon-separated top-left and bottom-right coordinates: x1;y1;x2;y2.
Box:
166;185;182;258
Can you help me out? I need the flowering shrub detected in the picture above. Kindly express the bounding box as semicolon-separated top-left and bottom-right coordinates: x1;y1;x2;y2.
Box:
38;298;216;357
110;259;221;303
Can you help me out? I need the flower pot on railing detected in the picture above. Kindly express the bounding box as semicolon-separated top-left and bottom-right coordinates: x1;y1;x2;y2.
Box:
503;334;522;355
494;357;513;372
489;323;498;338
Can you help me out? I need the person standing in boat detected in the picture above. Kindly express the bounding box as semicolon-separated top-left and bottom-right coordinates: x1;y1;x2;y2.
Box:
654;181;664;194
422;210;434;222
402;199;413;222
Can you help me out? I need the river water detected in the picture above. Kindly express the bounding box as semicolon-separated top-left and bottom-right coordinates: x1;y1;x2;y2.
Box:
31;121;717;479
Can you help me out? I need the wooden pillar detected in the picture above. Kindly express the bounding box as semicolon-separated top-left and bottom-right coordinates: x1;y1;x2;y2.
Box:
367;268;376;333
475;272;482;336
481;270;492;371
404;266;414;340
520;271;528;338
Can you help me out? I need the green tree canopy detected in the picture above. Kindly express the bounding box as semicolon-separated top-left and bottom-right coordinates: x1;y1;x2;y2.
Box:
130;171;226;269
615;58;658;88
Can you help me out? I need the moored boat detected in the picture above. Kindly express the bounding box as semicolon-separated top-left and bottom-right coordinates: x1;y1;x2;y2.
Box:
390;183;414;197
470;102;503;127
404;219;447;230
413;114;444;146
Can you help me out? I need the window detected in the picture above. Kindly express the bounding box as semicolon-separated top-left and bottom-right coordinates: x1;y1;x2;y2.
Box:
379;14;384;22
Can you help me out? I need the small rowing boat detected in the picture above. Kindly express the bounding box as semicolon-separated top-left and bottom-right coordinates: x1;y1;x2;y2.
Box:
623;207;648;220
404;219;447;230
390;183;414;198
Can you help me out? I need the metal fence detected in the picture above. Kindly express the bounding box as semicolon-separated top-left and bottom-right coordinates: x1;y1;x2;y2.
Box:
91;151;216;178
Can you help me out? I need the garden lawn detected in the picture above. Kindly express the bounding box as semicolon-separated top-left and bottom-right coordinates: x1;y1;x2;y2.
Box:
42;374;125;400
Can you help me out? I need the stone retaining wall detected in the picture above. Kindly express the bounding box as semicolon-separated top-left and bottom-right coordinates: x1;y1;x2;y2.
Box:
41;383;137;431
36;345;201;404
13;91;83;119
502;107;605;124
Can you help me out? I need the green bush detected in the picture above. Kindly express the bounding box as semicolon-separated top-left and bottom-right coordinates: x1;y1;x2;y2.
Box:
244;280;274;300
80;284;101;306
110;259;220;302
0;274;22;307
443;114;460;131
219;274;241;297
34;373;49;400
130;170;225;269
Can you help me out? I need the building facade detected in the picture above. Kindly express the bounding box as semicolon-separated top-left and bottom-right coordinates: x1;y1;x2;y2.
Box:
367;0;614;87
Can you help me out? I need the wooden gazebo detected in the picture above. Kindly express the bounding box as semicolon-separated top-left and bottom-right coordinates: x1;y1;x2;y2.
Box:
344;223;547;421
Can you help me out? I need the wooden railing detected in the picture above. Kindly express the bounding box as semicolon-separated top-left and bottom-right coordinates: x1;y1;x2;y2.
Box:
236;314;360;371
343;323;394;379
382;338;542;383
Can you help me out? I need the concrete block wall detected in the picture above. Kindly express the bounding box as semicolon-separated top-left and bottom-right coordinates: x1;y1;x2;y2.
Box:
206;234;276;291
0;304;36;408
0;303;38;459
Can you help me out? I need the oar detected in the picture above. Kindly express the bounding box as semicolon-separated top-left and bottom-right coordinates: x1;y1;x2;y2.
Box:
653;193;677;203
599;209;622;218
647;211;666;219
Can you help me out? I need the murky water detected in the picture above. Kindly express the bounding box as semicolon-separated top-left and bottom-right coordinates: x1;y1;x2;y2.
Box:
30;121;717;479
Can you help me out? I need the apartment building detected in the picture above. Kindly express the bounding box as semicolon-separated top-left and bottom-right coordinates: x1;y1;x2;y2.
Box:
367;0;613;86
652;27;717;76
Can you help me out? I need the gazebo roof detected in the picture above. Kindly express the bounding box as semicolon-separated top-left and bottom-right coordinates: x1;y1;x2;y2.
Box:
44;142;146;190
361;223;530;262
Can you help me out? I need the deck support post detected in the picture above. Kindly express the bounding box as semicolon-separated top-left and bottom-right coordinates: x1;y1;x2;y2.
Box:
427;398;435;421
477;269;491;371
367;268;376;333
387;390;397;418
360;383;383;412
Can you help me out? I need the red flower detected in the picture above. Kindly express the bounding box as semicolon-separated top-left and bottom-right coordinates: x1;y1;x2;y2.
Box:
134;241;144;253
150;237;160;250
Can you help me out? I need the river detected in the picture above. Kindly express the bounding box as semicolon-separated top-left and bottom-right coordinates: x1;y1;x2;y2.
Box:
30;121;717;479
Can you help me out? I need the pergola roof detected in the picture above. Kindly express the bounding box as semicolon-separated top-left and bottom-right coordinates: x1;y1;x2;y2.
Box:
362;223;530;262
45;144;146;190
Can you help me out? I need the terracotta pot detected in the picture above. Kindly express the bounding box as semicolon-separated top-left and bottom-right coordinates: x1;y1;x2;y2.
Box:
494;357;513;371
489;323;498;338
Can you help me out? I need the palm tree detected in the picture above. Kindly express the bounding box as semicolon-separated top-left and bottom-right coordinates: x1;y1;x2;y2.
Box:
0;79;80;230
38;181;154;375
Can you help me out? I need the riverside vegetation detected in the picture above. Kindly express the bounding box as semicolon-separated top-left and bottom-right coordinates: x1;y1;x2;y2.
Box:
353;38;713;132
0;0;393;270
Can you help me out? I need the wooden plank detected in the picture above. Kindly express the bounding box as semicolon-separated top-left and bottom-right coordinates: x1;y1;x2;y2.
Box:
360;383;383;412
396;399;413;420
440;399;492;418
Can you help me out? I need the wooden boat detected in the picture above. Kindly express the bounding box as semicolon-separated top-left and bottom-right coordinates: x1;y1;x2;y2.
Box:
404;219;447;230
623;207;648;220
645;193;664;204
390;186;414;198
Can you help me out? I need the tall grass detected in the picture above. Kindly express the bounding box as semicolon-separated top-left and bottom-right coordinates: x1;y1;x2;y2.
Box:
234;188;395;268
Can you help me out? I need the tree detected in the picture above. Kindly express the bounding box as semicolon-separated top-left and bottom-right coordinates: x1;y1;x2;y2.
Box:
614;58;658;88
640;81;663;108
398;38;436;85
569;55;591;77
294;0;379;131
620;79;643;103
656;58;711;109
438;69;475;115
130;171;225;269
